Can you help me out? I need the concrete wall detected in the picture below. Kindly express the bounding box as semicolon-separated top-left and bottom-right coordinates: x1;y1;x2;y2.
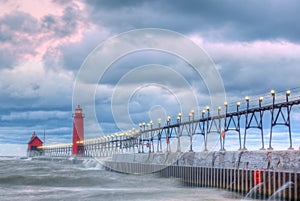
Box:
111;150;300;171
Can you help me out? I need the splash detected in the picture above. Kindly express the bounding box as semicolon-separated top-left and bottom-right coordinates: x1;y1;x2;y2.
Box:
268;181;293;200
242;182;264;201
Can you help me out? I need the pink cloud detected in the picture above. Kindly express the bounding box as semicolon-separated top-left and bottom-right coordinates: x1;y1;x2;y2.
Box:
0;0;89;66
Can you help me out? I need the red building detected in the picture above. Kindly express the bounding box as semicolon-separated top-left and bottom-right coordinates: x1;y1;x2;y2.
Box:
72;105;84;155
27;132;43;157
28;131;43;151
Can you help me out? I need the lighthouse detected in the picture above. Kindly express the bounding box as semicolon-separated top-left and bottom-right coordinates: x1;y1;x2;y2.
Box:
27;131;43;157
72;105;84;155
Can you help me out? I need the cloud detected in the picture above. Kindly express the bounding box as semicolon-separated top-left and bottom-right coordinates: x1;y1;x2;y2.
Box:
188;35;300;96
1;0;300;156
0;11;39;67
0;1;88;69
85;0;300;42
1;110;70;121
57;26;111;70
0;61;74;110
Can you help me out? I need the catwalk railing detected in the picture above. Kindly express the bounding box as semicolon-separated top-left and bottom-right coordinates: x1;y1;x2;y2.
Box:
37;88;300;157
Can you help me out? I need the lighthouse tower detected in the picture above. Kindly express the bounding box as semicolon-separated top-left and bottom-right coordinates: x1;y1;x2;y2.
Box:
72;105;84;155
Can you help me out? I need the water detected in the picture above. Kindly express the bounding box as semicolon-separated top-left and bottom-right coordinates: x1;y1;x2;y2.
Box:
268;181;293;201
242;182;264;201
0;157;243;201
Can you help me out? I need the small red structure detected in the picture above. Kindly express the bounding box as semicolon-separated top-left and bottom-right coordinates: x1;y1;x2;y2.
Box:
72;105;85;155
28;131;43;151
254;170;262;185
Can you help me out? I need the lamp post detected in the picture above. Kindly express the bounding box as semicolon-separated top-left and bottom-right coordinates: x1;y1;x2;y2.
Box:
201;109;205;140
191;109;195;122
286;89;291;102
142;122;146;153
243;96;250;150
139;123;142;153
258;96;265;150
286;90;293;150
177;113;182;152
259;96;263;107
269;90;275;150
204;106;210;152
166;116;171;152
158;118;162;152
222;102;228;151
236;101;242;150
236;101;240;111
149;121;153;153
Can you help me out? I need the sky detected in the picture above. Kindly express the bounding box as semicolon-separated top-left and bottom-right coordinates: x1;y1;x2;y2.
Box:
1;0;300;156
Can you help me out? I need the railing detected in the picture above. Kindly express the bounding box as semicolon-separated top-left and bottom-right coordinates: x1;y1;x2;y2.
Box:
36;88;300;157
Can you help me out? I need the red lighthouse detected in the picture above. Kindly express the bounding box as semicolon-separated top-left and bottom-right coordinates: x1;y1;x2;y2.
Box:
27;132;43;157
72;105;84;155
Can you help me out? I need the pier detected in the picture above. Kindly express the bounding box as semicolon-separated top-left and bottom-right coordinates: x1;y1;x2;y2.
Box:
28;88;300;200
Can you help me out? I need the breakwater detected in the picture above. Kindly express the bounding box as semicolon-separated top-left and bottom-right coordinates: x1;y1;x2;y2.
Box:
103;151;300;200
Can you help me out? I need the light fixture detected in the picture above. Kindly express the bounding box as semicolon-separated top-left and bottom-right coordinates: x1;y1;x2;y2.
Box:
270;89;275;95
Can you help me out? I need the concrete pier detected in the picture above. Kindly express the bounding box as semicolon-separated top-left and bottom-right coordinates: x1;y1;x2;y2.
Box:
103;150;300;200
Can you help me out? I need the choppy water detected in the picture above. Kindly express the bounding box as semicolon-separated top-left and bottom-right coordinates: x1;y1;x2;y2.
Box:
0;157;243;201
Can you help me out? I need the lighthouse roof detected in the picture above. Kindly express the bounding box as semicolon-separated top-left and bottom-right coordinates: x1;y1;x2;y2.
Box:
28;132;43;145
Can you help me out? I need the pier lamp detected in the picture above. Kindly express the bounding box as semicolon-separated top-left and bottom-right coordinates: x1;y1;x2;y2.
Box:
270;89;275;96
245;96;249;102
177;113;182;123
149;120;153;126
270;89;275;105
142;122;146;130
206;106;210;113
224;102;228;114
206;106;210;118
236;102;241;111
245;96;250;109
286;89;291;102
149;121;153;133
188;112;192;121
158;118;161;127
218;106;221;115
259;96;263;107
190;109;195;121
202;110;205;119
167;116;171;123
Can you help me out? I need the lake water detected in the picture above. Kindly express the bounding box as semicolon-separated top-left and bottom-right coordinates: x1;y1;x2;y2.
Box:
0;157;247;201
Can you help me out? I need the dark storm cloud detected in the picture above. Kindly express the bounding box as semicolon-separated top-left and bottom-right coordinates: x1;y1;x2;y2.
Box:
85;0;300;42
